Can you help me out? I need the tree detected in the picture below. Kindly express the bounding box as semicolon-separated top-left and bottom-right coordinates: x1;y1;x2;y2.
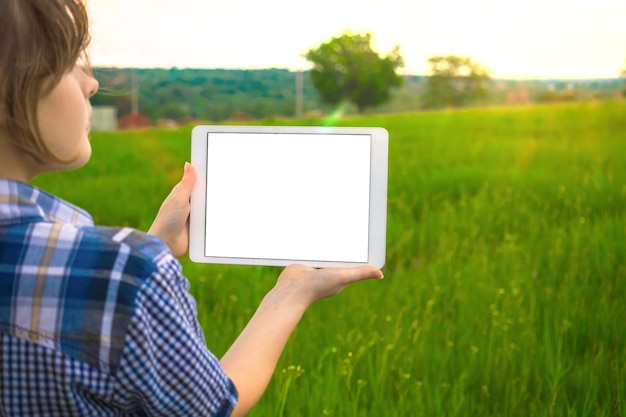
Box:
305;32;404;113
423;55;491;108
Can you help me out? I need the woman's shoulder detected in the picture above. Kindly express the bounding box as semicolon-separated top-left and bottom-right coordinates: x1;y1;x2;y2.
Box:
77;225;177;278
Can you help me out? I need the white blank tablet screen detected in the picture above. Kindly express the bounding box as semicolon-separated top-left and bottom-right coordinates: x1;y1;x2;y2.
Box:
204;132;371;263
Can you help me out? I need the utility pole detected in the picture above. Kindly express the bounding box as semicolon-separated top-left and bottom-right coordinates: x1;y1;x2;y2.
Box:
295;69;303;119
131;68;139;115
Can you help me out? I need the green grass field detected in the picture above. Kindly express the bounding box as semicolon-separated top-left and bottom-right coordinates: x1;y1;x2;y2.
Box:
34;101;626;416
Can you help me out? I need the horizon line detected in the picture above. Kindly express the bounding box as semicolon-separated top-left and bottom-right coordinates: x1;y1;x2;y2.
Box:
91;65;623;81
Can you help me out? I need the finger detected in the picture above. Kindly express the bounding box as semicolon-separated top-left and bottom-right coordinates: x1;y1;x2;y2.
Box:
340;265;384;282
322;265;383;285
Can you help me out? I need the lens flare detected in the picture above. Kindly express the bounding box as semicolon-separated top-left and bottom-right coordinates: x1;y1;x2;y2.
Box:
322;103;348;127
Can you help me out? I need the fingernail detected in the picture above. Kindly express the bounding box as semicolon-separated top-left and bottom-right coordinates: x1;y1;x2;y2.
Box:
184;162;191;175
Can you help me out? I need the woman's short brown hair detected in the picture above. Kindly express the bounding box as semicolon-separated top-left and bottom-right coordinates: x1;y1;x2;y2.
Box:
0;0;91;163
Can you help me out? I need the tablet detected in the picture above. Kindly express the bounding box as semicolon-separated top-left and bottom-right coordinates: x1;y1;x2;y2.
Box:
189;125;388;268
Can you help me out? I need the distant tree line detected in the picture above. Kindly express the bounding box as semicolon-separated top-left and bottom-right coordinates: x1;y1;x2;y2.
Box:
92;66;622;124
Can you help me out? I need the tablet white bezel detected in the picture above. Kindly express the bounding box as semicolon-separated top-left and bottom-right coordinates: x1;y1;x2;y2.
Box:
189;125;388;268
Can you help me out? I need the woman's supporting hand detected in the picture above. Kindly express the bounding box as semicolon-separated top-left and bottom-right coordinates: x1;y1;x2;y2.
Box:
274;263;384;306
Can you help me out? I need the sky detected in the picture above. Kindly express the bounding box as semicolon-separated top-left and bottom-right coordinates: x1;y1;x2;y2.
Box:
88;0;626;79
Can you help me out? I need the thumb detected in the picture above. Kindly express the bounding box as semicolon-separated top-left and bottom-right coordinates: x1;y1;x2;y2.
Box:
173;162;197;199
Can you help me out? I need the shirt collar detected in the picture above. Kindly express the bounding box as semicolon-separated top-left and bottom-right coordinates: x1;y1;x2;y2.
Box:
0;179;93;227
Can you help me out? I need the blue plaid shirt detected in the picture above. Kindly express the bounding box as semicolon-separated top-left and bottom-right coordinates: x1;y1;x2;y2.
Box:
0;179;238;416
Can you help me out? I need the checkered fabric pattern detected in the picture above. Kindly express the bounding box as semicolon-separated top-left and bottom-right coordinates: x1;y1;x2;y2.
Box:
0;179;237;416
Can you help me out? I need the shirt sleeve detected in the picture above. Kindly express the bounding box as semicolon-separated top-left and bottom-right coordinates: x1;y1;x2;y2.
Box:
112;257;238;416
